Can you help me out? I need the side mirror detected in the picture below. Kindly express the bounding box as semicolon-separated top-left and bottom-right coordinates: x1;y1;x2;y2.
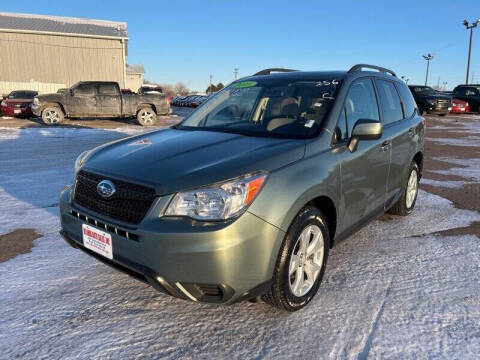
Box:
69;88;74;96
348;119;383;152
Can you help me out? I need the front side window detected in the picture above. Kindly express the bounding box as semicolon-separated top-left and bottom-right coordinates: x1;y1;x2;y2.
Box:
344;78;379;136
375;79;403;124
74;84;95;96
178;79;341;139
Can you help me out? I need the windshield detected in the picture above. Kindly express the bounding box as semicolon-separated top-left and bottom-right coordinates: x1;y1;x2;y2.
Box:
177;79;341;138
412;86;437;95
8;91;37;99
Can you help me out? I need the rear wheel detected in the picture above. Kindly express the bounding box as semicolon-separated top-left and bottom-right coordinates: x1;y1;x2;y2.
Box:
388;162;420;216
41;106;64;125
136;107;157;126
263;206;330;312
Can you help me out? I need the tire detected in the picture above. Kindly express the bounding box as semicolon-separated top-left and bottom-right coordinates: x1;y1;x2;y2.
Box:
262;206;330;312
41;106;64;125
136;107;157;126
438;113;447;117
388;162;420;216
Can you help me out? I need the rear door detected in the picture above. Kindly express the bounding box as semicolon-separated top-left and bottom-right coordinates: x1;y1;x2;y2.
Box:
375;79;416;208
339;78;389;231
67;83;97;116
96;83;122;116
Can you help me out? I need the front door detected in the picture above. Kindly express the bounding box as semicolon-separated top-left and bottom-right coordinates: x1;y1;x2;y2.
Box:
339;78;389;231
67;83;97;116
96;83;122;116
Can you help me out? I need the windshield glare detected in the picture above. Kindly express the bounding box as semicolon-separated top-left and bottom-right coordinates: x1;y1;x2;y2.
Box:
178;80;341;138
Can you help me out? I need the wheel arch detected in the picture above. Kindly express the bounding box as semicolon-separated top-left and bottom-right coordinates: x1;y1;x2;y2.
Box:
413;151;424;178
308;195;337;247
42;102;66;116
137;103;157;114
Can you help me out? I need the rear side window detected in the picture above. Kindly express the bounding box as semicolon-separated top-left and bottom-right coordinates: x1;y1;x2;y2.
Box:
375;79;403;125
396;82;416;118
98;84;118;95
345;78;379;136
75;84;95;96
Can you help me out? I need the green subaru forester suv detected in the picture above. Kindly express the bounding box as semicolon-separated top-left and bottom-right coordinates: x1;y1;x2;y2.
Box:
60;64;424;311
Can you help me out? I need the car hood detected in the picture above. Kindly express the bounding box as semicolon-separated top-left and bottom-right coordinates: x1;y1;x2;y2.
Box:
36;93;65;102
83;128;305;194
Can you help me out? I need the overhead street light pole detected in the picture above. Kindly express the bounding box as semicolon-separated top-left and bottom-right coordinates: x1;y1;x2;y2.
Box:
463;19;480;85
423;54;434;86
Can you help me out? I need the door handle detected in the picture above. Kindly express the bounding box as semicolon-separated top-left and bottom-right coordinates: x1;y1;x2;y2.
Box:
380;140;390;151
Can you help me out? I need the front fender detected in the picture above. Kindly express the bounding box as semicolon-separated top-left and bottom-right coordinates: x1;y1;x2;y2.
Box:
248;151;340;233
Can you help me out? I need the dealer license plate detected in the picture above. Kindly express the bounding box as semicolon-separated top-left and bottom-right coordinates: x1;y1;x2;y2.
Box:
82;224;113;259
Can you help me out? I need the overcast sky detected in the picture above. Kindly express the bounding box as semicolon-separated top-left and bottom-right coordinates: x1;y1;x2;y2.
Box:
2;0;480;91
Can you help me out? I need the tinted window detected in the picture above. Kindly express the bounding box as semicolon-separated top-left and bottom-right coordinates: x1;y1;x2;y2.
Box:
98;83;118;95
396;82;416;118
334;107;348;143
74;84;95;96
345;78;379;135
465;88;478;96
375;80;403;124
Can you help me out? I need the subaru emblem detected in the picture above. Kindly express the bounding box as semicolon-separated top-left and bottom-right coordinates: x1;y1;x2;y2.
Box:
97;180;116;198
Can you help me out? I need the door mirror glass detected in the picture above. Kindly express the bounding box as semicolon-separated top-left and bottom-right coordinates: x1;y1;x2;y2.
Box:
69;88;74;96
351;119;383;140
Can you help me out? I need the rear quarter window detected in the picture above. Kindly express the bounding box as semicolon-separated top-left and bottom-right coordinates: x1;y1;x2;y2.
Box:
374;79;403;124
396;82;417;118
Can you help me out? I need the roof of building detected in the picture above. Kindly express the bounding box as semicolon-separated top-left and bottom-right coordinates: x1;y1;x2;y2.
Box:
126;64;145;74
0;12;128;39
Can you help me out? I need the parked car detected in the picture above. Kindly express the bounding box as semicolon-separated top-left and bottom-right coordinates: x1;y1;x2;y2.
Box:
1;90;38;117
32;81;170;126
452;84;480;113
408;85;451;116
450;98;470;114
59;64;424;311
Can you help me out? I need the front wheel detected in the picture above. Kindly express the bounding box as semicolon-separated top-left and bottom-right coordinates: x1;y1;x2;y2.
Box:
41;106;64;125
388;162;420;216
137;107;157;126
262;206;330;312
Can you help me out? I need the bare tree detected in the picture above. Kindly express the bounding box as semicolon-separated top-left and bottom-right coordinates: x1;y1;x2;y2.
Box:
159;83;176;97
174;82;189;96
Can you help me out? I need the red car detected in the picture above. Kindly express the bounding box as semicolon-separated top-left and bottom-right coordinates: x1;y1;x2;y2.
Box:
450;98;470;114
1;90;38;117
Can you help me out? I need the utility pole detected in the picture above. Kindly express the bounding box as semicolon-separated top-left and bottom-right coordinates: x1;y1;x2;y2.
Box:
234;68;239;80
463;19;480;85
423;54;434;86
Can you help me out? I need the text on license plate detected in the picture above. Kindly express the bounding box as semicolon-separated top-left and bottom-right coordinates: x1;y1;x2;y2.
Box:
82;224;113;259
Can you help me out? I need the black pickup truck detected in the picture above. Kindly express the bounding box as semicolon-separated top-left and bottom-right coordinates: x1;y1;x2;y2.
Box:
408;85;452;116
32;81;170;126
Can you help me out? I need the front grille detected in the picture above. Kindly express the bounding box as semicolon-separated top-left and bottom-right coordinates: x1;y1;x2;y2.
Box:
74;170;156;225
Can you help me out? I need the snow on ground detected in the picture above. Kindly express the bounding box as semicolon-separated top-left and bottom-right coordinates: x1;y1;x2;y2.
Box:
1;126;480;359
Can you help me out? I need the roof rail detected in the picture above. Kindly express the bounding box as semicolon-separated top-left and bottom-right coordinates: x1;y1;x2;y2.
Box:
253;68;298;76
348;64;397;77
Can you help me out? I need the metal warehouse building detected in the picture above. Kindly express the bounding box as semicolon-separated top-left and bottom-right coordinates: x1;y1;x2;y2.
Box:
0;12;144;94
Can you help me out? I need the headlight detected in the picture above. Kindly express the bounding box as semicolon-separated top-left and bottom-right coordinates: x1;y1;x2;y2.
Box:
164;172;268;221
74;150;91;174
33;97;39;105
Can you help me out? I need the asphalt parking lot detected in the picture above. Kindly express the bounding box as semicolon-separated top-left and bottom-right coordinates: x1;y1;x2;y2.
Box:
0;110;479;359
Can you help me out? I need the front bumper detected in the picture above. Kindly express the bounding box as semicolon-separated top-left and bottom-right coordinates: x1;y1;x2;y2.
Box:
426;103;451;115
1;105;32;116
59;185;283;304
